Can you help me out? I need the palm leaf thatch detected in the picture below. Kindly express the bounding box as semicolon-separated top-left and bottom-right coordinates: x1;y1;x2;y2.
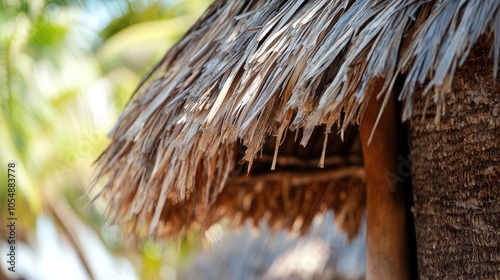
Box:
92;0;500;239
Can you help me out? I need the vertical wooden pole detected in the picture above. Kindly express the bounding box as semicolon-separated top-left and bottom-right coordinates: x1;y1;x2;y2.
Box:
360;88;410;280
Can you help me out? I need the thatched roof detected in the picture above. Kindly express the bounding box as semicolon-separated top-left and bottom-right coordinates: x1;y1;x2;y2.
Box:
92;0;500;239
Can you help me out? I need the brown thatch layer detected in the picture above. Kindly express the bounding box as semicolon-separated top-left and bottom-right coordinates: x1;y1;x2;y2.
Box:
93;0;500;238
150;168;365;240
110;126;366;240
219;169;365;234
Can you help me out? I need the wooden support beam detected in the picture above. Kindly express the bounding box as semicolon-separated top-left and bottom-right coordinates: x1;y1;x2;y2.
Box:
360;88;410;280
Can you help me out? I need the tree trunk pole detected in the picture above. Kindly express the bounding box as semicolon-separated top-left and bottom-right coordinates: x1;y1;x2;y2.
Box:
409;40;499;279
360;86;410;280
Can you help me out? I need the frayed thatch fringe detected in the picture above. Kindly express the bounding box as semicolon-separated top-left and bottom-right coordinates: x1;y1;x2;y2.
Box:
93;0;500;238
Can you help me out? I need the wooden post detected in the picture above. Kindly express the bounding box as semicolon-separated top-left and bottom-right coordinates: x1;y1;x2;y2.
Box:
360;87;410;280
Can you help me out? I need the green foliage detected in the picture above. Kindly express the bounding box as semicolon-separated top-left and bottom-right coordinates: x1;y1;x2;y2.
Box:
0;0;211;278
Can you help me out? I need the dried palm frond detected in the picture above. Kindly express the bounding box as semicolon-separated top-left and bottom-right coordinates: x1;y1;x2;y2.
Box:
92;0;500;238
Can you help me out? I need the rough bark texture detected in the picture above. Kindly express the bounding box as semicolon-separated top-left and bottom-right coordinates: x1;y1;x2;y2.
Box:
409;41;500;279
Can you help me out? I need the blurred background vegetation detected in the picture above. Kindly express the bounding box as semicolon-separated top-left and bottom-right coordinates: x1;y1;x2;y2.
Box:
0;0;211;279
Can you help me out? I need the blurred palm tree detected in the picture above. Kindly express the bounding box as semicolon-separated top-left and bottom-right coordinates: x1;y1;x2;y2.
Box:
0;0;210;279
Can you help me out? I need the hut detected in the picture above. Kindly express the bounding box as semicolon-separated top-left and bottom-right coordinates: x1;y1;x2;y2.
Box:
93;0;500;279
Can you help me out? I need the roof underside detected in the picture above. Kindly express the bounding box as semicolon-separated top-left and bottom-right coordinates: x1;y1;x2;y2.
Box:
93;0;500;238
